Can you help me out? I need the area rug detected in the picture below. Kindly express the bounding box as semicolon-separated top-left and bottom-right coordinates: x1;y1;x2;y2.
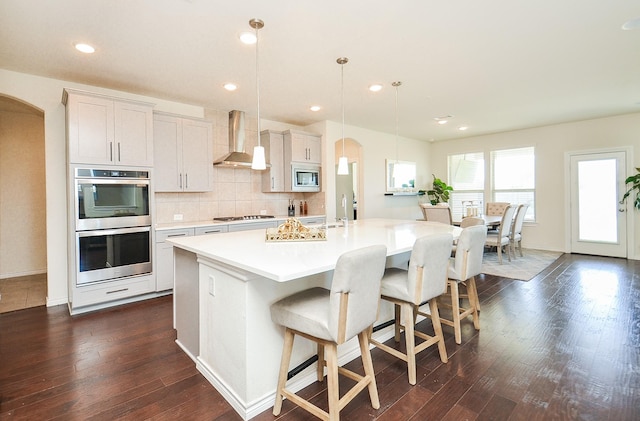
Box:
481;248;563;281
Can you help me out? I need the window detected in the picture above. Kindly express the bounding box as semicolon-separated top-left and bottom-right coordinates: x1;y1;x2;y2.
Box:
491;147;535;220
448;152;484;220
447;147;535;221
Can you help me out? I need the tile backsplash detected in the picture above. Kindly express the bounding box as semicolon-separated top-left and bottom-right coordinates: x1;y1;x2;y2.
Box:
153;109;325;224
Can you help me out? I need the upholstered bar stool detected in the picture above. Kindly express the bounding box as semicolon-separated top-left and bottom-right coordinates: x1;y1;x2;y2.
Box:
369;233;453;385
270;245;387;421
439;225;487;344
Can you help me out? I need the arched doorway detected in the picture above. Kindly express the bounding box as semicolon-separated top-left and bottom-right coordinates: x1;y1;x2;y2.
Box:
0;95;47;312
334;138;363;220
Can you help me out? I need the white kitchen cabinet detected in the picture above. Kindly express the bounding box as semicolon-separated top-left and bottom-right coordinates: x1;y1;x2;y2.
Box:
63;88;154;166
154;113;213;192
155;228;194;291
261;130;285;192
195;225;229;235
285;130;321;164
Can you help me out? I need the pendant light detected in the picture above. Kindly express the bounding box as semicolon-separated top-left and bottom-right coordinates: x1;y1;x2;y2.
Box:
250;18;266;170
392;81;401;164
336;57;349;175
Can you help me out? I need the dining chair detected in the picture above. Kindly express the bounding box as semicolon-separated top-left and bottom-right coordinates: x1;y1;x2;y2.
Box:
459;216;485;228
484;204;517;264
369;233;453;385
270;245;387;421
510;204;529;258
439;225;487;344
419;203;452;225
485;202;510;216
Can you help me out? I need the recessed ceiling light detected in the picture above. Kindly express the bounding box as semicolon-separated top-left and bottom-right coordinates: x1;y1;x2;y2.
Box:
458;126;468;131
434;115;453;125
369;84;383;92
223;83;238;91
75;43;95;54
310;105;321;112
239;31;256;44
622;17;640;30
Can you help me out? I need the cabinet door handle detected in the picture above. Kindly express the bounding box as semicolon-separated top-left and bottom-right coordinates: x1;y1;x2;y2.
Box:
179;173;182;189
106;288;129;295
185;173;188;189
117;142;121;162
167;233;188;238
110;142;113;161
271;177;274;189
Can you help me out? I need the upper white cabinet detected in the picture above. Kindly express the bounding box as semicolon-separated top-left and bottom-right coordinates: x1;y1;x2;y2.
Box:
63;88;154;166
261;130;285;192
285;130;321;164
153;112;213;192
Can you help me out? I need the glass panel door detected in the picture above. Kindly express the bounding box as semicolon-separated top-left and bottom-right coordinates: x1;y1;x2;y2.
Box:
569;151;627;257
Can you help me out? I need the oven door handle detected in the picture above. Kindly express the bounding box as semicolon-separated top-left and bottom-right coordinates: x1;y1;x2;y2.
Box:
76;178;150;186
77;226;151;237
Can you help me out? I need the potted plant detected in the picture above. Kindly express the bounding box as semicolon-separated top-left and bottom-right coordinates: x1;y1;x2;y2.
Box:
425;174;453;205
620;167;640;210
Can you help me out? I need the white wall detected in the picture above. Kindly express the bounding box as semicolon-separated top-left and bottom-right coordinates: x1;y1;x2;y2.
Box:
0;109;46;277
318;120;433;222
430;113;640;259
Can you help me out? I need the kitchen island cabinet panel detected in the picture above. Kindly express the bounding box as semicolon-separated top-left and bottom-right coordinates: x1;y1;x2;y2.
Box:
154;113;213;192
63;89;154;166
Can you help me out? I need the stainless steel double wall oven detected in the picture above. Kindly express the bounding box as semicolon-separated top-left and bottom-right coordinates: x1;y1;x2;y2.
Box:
73;168;152;285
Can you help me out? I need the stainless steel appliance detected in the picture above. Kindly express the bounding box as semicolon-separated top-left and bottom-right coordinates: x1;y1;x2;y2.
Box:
291;164;320;192
76;226;152;285
74;168;150;231
73;167;153;286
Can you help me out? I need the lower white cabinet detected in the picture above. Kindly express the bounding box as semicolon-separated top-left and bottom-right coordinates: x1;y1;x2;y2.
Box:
71;275;156;312
156;228;194;291
155;225;229;292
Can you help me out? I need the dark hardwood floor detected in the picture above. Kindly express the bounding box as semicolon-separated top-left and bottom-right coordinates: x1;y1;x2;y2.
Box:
1;254;638;420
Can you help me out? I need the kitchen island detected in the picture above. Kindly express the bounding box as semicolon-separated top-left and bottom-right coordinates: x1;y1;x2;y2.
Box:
168;218;461;420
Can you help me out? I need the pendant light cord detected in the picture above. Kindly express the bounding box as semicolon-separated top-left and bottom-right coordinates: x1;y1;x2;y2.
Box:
341;60;345;156
255;22;261;145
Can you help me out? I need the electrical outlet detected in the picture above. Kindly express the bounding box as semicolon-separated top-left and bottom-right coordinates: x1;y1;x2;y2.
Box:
208;275;215;296
173;214;183;221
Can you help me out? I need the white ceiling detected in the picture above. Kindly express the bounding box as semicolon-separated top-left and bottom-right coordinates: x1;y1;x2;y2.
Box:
1;0;639;141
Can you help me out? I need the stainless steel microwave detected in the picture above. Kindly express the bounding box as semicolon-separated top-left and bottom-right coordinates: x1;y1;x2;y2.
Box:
291;164;321;192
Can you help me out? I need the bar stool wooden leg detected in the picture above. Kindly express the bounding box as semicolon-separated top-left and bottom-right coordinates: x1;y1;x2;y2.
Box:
467;277;480;330
273;328;295;416
317;343;325;381
429;299;448;363
402;302;417;385
394;304;401;342
357;331;380;409
449;280;462;344
325;344;340;421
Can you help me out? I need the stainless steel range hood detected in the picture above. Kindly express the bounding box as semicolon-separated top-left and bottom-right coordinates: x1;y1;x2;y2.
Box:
213;110;253;168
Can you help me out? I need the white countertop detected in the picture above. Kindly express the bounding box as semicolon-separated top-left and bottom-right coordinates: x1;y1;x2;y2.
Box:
167;218;461;282
155;214;325;231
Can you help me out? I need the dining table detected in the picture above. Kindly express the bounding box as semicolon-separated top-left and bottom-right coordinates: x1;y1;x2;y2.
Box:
453;214;503;228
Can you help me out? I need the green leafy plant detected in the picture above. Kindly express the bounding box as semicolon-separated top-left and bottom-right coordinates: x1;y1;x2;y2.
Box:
620;167;640;210
426;174;453;205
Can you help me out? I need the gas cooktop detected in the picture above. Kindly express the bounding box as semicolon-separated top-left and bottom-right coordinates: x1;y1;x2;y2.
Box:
213;215;275;222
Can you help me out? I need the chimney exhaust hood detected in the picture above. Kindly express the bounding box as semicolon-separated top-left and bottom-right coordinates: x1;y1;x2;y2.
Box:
213;110;253;168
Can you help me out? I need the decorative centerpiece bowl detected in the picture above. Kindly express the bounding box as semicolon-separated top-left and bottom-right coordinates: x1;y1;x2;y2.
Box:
266;217;327;242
